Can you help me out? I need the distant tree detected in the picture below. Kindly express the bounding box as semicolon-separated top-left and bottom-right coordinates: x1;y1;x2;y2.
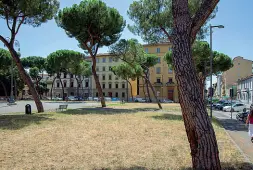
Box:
46;50;82;100
110;39;162;109
69;59;92;100
165;41;233;98
56;0;125;107
21;56;46;98
128;0;221;168
111;63;142;101
0;48;24;98
0;0;60;112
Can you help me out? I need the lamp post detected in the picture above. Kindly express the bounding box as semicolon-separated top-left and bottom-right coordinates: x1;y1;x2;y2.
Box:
210;24;224;118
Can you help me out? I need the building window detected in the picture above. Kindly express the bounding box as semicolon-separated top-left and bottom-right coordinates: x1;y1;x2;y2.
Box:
64;81;67;87
115;76;118;80
102;58;106;63
238;63;240;65
57;82;60;87
70;74;74;78
168;68;173;74
96;58;99;63
156;78;161;83
122;83;125;88
96;67;99;72
102;83;105;89
103;92;105;96
156;48;160;53
145;48;148;53
103;75;106;80
78;83;81;88
157;57;161;63
156;67;161;74
85;82;89;88
109;75;112;80
122;92;125;98
168;47;172;51
109;84;112;89
109;66;112;71
96;92;98;97
70;82;74;87
64;73;67;78
109;57;113;62
116;83;118;89
102;66;106;71
168;78;173;83
115;92;118;97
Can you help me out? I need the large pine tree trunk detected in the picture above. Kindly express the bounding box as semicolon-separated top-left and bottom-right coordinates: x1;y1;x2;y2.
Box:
142;77;147;100
59;77;65;101
91;56;106;107
144;77;162;109
50;76;57;100
145;73;152;102
127;80;134;102
171;1;221;168
0;80;8;99
8;47;44;112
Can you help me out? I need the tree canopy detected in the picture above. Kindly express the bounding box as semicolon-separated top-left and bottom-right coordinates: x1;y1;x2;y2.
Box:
127;0;217;43
111;63;142;81
56;0;125;54
164;41;233;77
21;56;46;72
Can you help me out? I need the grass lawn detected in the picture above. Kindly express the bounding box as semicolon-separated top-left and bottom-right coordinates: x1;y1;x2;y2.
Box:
0;103;252;169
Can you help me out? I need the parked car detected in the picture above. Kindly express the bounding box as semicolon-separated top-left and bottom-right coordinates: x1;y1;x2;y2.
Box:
216;102;233;110
161;99;174;103
68;96;78;101
134;98;144;102
223;103;246;112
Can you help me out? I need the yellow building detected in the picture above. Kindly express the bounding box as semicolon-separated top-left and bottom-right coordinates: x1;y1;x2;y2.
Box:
90;53;137;100
222;56;253;95
138;42;179;102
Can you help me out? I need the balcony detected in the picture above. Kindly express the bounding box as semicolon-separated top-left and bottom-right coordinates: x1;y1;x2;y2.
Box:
165;81;175;86
154;82;163;87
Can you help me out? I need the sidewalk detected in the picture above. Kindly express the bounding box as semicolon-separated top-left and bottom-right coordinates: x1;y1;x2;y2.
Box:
213;111;253;163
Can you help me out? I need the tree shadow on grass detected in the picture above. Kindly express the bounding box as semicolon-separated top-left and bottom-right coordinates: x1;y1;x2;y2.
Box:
95;162;253;170
0;114;55;130
152;113;183;121
61;107;160;115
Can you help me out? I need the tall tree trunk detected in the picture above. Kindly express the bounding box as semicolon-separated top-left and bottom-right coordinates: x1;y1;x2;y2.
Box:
144;76;162;109
145;72;152;102
6;46;44;112
0;80;8;99
171;1;221;168
91;56;106;107
127;80;134;102
141;77;147;100
50;76;57;100
59;77;65;101
76;77;80;100
198;75;205;100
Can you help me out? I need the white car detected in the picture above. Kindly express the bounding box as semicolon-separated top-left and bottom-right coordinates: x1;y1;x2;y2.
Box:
223;103;246;112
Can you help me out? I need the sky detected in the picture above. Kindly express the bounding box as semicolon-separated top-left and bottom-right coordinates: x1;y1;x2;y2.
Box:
1;0;253;61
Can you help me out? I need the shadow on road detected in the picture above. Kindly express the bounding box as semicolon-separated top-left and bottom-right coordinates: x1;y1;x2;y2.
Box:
215;118;248;132
0;114;55;130
61;107;160;115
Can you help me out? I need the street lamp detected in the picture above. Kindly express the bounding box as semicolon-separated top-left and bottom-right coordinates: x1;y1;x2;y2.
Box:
4;37;20;104
210;24;224;118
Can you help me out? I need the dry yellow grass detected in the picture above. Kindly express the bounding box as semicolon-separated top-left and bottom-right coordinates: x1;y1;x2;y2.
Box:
0;103;251;170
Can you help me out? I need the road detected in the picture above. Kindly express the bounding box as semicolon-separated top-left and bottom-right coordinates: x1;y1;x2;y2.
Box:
0;101;100;114
213;109;253;163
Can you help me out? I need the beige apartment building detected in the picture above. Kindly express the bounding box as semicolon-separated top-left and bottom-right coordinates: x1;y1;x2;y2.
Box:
90;54;137;100
138;42;179;102
222;56;253;96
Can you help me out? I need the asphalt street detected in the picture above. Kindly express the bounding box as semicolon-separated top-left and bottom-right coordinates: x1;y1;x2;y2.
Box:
0;101;100;114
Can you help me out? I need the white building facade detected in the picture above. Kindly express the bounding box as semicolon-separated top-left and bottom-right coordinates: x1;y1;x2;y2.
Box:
237;75;253;104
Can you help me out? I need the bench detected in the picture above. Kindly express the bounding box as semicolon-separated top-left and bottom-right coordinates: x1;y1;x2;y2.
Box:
56;104;68;112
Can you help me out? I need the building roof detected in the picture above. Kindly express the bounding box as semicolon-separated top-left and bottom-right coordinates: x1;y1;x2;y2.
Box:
237;74;253;82
143;42;172;47
233;56;253;62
